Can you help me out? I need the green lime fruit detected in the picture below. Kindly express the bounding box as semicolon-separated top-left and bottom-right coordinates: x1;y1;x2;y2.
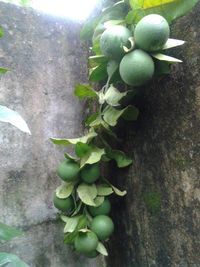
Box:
74;231;98;254
91;215;114;241
80;163;100;184
56;159;79;182
53;193;74;212
119;49;155;86
100;25;132;60
88;198;111;216
134;14;170;52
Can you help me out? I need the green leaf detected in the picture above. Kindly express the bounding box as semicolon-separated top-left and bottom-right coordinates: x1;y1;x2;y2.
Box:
50;128;97;145
77;183;98;206
92;39;102;55
64;215;88;244
89;64;108;82
122;105;139;121
0;26;4;38
96;242;108;256
107;61;119;81
75;142;91;158
0;67;8;74
103;106;124;127
103;105;139;127
104;85;127;106
151;53;182;63
0;223;23;241
111;184;127;196
56;182;75;199
0;105;31;134
106;149;133;168
163;38;185;50
71;201;83;216
96;184;114;196
104;179;127;196
104;19;125;28
80;146;105;168
64;153;77;161
94;196;105;207
89;55;108;68
63;216;81;233
84;112;99;126
128;0;199;24
0;253;29;267
80;17;100;41
74;84;97;98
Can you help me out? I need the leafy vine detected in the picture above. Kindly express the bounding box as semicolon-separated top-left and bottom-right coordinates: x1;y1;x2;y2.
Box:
51;0;198;258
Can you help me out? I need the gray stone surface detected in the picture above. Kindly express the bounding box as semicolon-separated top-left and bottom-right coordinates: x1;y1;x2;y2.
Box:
106;3;200;267
0;2;105;267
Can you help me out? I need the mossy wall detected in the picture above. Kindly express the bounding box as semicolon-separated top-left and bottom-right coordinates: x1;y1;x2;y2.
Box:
107;3;200;267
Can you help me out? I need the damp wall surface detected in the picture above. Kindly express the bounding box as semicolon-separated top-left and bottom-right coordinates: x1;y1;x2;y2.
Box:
107;3;200;267
0;2;105;267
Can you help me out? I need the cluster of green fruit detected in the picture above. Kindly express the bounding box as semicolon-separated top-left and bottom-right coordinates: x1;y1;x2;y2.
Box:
51;7;185;260
53;159;114;258
100;14;172;86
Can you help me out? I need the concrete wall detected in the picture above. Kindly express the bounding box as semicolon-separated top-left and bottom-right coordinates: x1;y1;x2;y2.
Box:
107;3;200;267
0;2;104;267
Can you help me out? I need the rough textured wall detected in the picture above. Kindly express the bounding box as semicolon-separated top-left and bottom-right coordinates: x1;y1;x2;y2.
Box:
0;2;105;267
107;3;200;267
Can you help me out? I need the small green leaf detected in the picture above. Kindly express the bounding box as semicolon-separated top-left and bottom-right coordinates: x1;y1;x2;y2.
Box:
96;242;108;256
50;128;97;145
89;55;108;67
103;105;138;127
96;184;113;196
80;17;100;41
94;196;105;207
0;253;29;267
0;67;8;74
0;26;4;38
122;105;139;121
80;146;105;167
64;215;88;244
63;216;81;233
75;142;91;158
163;38;185;50
104;85;127;106
152;53;182;63
104;19;125;28
104;179;127;197
74;84;97;98
107;61;119;81
103;106;124;127
78;228;91;233
71;201;83;216
89;64;108;82
0;105;31;134
56;182;75;199
0;223;23;241
92;39;102;55
64;153;77;161
106;149;133;168
85;112;99;126
77;183;98;206
111;184;127;196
